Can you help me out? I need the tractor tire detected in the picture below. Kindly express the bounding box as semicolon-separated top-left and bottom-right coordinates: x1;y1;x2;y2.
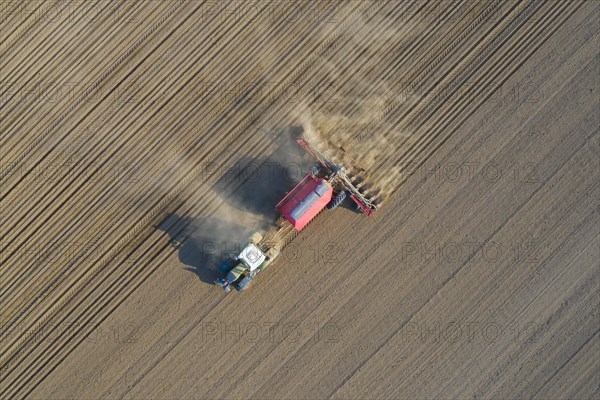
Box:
218;260;232;274
327;191;347;210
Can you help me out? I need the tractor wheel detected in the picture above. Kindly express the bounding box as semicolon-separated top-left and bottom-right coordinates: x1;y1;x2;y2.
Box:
327;191;347;210
218;260;232;274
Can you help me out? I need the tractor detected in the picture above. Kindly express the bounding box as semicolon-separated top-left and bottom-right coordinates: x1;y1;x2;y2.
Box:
214;232;273;293
214;136;378;293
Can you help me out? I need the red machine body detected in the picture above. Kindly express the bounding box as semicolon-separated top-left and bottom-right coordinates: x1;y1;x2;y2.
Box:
276;174;334;231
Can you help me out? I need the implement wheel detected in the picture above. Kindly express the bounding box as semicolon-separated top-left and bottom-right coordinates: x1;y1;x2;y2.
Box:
327;191;347;210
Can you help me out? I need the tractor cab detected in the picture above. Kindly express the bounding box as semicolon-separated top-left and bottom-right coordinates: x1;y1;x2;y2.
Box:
238;243;266;271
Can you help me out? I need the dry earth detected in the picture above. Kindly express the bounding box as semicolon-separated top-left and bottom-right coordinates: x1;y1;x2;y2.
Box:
1;1;598;399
